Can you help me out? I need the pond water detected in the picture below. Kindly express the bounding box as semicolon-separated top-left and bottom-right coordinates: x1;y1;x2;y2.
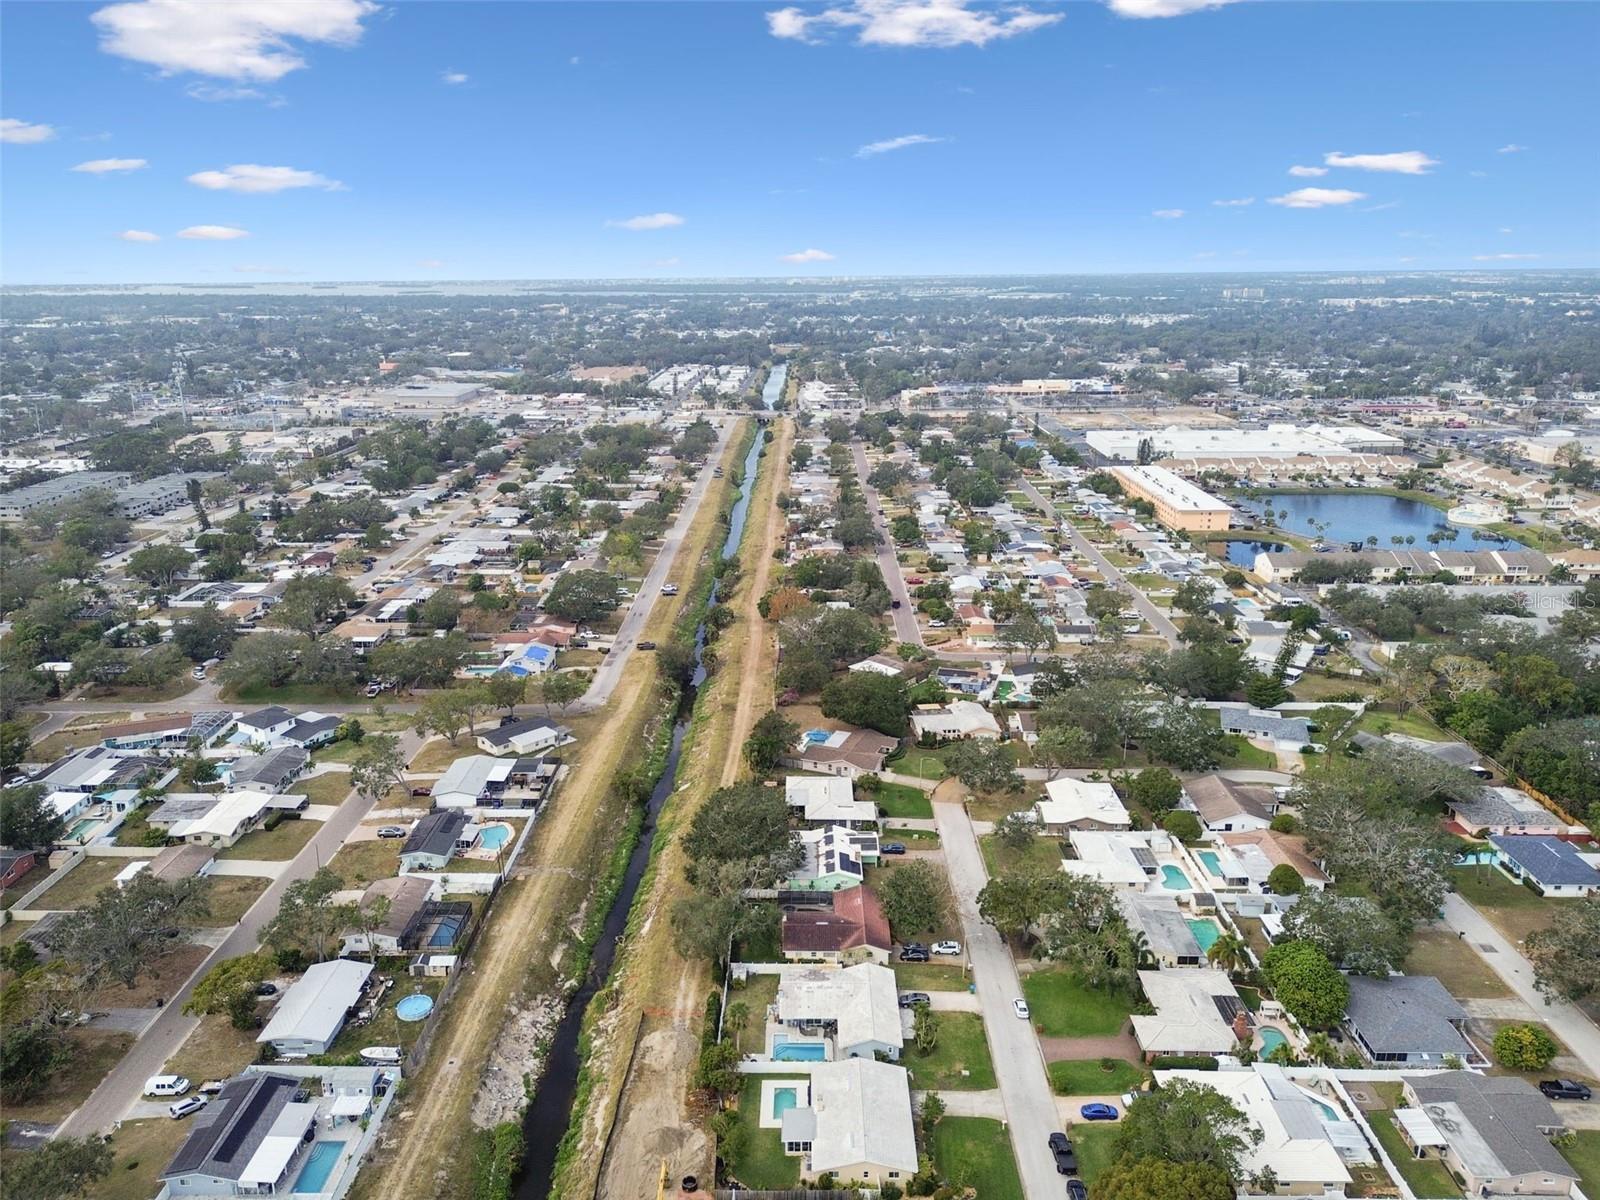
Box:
1237;491;1529;553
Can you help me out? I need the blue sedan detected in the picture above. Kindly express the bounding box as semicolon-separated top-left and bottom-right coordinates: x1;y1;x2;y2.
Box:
1079;1103;1118;1121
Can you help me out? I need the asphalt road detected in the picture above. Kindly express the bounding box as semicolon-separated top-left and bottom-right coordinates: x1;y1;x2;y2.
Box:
851;441;923;646
934;798;1063;1200
1016;476;1183;647
54;730;422;1139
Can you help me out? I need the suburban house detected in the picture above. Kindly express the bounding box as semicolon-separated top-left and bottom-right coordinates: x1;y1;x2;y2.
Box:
32;744;170;796
1219;829;1331;892
0;848;38;888
338;876;439;957
158;1072;320;1196
147;790;309;848
773;963;903;1060
786;776;879;828
400;810;469;872
98;710;235;753
1489;835;1600;897
1351;730;1488;777
476;716;572;757
1213;704;1312;748
909;700;1002;741
786;826;880;892
1119;893;1206;967
257;959;373;1057
777;1059;919;1187
1183;774;1276;834
781;886;892;966
492;641;556;677
847;654;910;677
1061;829;1184;891
1034;777;1131;833
226;746;310;793
234;706;342;751
331;617;390;656
1446;786;1566;838
1398;1073;1576;1197
1131;969;1247;1058
780;728;900;779
148;842;216;883
1344;975;1479;1066
431;755;516;809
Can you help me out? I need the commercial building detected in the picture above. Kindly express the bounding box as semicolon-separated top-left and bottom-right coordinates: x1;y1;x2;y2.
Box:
116;472;221;519
1085;423;1401;463
1108;465;1233;532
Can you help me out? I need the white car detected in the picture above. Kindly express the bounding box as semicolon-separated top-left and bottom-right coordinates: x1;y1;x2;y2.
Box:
1012;999;1031;1020
168;1096;208;1119
931;941;962;956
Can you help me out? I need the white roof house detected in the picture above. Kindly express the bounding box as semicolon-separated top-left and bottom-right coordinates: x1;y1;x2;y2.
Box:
237;1102;319;1190
258;959;373;1057
1155;1066;1355;1193
1131;969;1243;1056
775;964;904;1060
1061;830;1172;889
786;776;878;826
782;1058;919;1186
909;700;1001;741
1036;778;1131;831
431;755;515;808
149;790;308;848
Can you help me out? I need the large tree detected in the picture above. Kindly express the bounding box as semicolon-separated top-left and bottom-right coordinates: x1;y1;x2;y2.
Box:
743;709;799;772
943;738;1021;793
1526;896;1600;1003
1280;892;1409;977
820;672;910;737
1096;1156;1235;1200
1261;940;1349;1028
877;860;949;938
349;734;406;804
682;784;801;888
5;1135;114;1200
539;669;590;714
543;569;622;623
126;543;193;589
1113;1079;1263;1178
261;867;355;963
172;602;238;662
0;783;63;850
55;874;211;988
274;575;357;638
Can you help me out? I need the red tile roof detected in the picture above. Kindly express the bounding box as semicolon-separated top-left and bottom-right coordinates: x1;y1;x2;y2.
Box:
782;885;891;955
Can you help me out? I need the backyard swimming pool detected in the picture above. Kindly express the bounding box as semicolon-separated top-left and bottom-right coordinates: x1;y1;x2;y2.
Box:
395;993;435;1022
803;729;832;745
478;823;511;851
771;1086;800;1118
1258;1028;1288;1057
1198;850;1223;876
1160;865;1191;890
772;1039;827;1062
1186;918;1222;954
66;817;100;841
293;1141;345;1194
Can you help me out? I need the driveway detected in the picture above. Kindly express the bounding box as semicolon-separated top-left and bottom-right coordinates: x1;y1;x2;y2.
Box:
1439;893;1600;1078
935;798;1064;1200
851;441;923;647
54;730;422;1138
1016;477;1182;647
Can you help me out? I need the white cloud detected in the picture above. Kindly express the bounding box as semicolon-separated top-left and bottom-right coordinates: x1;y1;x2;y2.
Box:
856;133;945;158
1211;197;1254;207
1496;143;1527;154
1;118;56;144
652;257;682;268
1268;187;1367;209
606;212;686;231
177;224;250;239
767;0;1060;48
184;82;277;103
91;0;377;82
187;163;344;193
1152;208;1185;219
1323;150;1438;175
1288;165;1328;178
781;248;836;263
71;157;149;174
1473;252;1539;261
1498;227;1514;234
417;258;445;268
118;229;161;242
1107;0;1242;16
441;71;468;85
1192;251;1218;259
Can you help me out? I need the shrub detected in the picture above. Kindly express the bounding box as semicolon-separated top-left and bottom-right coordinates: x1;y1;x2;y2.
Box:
1161;810;1202;843
1267;864;1304;895
1493;1023;1558;1070
1268;812;1301;834
1149;1054;1218;1070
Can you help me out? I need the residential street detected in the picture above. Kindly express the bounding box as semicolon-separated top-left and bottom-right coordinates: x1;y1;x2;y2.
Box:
933;798;1062;1200
851;440;923;646
54;730;423;1138
1439;894;1600;1078
1015;476;1183;647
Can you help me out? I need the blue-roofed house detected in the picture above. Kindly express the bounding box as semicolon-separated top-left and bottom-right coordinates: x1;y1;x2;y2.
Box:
496;642;556;677
1214;704;1312;749
1489;835;1600;898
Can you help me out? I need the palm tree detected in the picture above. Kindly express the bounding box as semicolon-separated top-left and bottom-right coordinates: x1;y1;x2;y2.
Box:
1206;931;1249;976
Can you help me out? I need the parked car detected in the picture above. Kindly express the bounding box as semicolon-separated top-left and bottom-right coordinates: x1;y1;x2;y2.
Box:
144;1075;191;1097
638;641;657;650
254;982;279;997
1047;1132;1077;1175
891;599;902;609
1079;1103;1118;1121
932;941;962;956
365;682;382;698
168;1096;208;1119
1540;1080;1593;1101
192;666;206;680
1066;1179;1088;1199
898;992;931;1009
376;826;409;839
1012;998;1031;1020
881;842;907;855
898;945;929;963
661;583;679;596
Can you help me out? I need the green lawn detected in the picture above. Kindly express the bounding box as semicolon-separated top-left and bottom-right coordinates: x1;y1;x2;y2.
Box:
34;857;142;911
903;1011;996;1090
91;1118;190;1200
724;974;780;1056
1021;968;1132;1038
225;683;359;705
1355;710;1450;742
894;962;971;992
328;838;403;888
1449;865;1556;943
1219;733;1277;769
932;1117;1023;1200
1368;1111;1462;1198
889;745;955;781
875;781;933;818
1071;1123;1122;1187
1047;1058;1147;1096
297;772;354;806
215;817;321;861
980;833;1063;877
187;875;269;926
1402;928;1510;999
327;975;447;1057
891;828;942;849
726;1074;804;1189
1561;1130;1600;1199
311;738;368;764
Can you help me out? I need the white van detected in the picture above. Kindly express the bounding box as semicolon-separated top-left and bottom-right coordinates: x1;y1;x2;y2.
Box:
144;1074;191;1097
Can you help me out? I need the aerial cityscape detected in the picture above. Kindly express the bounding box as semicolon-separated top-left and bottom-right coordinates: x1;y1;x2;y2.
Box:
2;4;1599;1200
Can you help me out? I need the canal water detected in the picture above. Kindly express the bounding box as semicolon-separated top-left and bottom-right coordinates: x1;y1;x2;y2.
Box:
1224;490;1529;567
516;370;776;1199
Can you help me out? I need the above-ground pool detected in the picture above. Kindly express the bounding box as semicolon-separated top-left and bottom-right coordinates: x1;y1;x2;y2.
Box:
478;824;511;851
772;1040;828;1062
1258;1028;1288;1057
1186;918;1222;954
1160;865;1191;890
1198;850;1223;876
293;1141;346;1194
771;1086;801;1119
395;993;435;1022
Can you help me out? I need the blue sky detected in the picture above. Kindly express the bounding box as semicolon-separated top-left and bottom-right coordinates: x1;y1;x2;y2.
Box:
2;0;1596;282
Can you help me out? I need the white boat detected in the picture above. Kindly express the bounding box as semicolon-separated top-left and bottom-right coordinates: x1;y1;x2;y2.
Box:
359;1046;403;1064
